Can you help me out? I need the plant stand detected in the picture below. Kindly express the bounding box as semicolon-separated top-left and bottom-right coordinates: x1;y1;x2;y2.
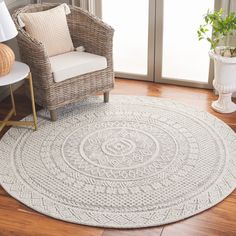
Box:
212;83;236;113
210;50;236;113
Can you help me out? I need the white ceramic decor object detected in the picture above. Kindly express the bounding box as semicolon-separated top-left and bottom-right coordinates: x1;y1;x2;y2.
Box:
209;49;236;113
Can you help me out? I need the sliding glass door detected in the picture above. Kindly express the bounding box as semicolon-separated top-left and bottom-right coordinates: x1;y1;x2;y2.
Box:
155;0;218;88
99;0;218;88
101;0;155;81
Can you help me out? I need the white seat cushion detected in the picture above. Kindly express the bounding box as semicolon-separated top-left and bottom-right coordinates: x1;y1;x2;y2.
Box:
49;51;108;83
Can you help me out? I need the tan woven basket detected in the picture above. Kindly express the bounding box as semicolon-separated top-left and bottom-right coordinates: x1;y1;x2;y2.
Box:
0;43;15;76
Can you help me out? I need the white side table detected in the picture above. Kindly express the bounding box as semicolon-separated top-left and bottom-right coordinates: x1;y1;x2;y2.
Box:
0;62;37;131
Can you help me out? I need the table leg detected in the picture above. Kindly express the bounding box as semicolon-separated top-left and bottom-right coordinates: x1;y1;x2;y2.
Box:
27;72;38;131
9;85;16;116
0;109;15;132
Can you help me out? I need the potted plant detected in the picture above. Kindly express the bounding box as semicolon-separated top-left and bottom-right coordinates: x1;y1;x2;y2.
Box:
198;8;236;113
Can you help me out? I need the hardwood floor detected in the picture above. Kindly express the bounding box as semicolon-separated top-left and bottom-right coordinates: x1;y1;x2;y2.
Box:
0;79;236;236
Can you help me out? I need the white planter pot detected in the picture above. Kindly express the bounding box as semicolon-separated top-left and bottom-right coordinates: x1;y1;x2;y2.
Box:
209;50;236;113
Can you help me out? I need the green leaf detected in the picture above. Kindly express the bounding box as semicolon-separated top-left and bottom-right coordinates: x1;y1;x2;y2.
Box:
197;8;236;48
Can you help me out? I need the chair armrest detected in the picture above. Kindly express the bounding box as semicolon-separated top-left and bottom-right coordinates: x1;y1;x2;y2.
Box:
68;7;114;68
16;28;54;89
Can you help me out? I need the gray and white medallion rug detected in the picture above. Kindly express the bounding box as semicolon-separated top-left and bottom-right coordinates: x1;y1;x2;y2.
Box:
0;96;236;228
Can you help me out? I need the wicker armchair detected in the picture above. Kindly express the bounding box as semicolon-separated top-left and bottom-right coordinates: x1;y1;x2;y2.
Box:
12;3;114;121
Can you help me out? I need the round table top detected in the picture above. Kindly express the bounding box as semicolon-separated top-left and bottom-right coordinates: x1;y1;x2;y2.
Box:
0;62;30;86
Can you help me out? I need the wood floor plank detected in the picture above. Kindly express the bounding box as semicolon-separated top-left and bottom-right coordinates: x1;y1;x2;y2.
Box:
0;208;104;236
162;199;236;236
102;228;163;236
0;79;236;236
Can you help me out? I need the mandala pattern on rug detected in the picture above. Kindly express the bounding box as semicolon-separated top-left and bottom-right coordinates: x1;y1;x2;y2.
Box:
0;96;236;228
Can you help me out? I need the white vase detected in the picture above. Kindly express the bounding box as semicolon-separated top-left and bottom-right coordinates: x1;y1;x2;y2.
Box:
209;49;236;113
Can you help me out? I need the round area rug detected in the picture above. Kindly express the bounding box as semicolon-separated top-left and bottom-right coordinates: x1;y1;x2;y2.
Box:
0;96;236;228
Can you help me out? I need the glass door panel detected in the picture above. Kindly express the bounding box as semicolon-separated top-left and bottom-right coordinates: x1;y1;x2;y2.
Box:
102;0;154;80
99;0;217;86
161;0;215;83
